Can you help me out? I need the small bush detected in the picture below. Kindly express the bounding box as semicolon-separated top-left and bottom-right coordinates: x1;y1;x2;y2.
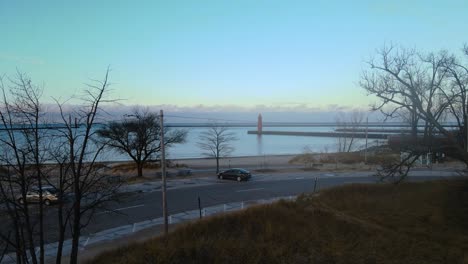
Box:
316;152;363;164
289;153;317;165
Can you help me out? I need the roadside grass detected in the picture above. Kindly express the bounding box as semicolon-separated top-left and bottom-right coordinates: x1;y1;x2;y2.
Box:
253;168;277;173
124;176;153;184
289;152;399;169
111;161;188;172
89;179;468;264
111;162;161;172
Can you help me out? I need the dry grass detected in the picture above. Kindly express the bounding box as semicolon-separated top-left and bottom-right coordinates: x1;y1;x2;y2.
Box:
124;176;154;184
290;152;399;169
365;153;400;164
89;179;468;264
110;161;188;173
253;168;277;173
110;162;161;172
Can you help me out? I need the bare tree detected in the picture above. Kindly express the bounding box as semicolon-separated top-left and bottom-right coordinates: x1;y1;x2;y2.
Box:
97;109;187;177
54;68;122;264
197;124;238;174
46;145;72;264
360;43;468;181
0;70;50;264
299;146;319;169
335;111;364;152
0;68;121;264
396;106;419;139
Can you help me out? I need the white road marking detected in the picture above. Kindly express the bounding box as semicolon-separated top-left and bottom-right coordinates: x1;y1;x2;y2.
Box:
83;237;90;247
295;177;304;179
236;188;265;193
96;204;145;215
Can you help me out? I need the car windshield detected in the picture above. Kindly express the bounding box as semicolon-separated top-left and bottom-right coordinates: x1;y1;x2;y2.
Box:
40;187;58;194
45;188;57;194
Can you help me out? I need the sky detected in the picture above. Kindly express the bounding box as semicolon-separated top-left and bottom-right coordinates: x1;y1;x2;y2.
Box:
0;0;467;122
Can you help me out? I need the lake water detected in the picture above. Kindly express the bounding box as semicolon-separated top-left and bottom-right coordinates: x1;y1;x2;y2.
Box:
99;126;387;161
0;124;390;162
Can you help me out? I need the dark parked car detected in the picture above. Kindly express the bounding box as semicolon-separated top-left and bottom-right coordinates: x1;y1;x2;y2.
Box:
217;168;251;182
17;186;60;206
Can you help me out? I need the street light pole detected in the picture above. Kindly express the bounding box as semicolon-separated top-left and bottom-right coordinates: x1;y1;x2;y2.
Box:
160;110;168;235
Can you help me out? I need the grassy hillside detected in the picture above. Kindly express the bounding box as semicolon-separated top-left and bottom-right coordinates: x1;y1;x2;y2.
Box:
90;179;468;264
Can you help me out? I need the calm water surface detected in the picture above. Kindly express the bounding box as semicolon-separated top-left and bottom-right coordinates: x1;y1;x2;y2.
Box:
0;125;388;162
135;126;387;160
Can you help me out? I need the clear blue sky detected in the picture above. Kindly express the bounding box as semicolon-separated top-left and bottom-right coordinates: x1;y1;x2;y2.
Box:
0;0;467;113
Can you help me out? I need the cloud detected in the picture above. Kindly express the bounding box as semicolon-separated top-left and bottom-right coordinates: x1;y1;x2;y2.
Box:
40;102;378;123
98;102;372;115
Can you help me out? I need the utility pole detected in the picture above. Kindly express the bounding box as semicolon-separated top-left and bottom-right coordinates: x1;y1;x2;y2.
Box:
465;114;468;153
365;117;368;164
160;110;168;235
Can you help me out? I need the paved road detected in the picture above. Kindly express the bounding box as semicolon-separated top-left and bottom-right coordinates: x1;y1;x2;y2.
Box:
1;169;460;244
83;170;457;235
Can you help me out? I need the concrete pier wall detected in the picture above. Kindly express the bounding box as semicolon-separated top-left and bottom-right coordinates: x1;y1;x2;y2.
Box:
247;130;388;139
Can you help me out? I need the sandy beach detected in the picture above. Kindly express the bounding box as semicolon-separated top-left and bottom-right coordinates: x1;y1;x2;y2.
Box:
105;151;466;180
170;154;296;169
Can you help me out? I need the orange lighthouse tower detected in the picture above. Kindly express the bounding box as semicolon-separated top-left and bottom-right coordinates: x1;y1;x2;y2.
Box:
257;114;263;134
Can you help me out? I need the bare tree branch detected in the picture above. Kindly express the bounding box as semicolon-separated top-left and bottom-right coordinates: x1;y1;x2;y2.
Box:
362;43;468;182
97;108;187;177
197;123;238;173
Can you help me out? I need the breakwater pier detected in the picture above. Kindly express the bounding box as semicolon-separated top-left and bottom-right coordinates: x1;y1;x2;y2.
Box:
247;130;388;139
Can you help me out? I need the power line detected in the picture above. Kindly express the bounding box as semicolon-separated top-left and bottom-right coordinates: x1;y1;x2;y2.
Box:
164;114;254;123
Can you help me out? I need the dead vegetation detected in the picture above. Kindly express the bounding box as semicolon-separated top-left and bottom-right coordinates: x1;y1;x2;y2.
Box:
289;151;400;171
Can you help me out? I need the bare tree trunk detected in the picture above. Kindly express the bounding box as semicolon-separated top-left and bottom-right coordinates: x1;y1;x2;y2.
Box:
411;107;418;141
56;207;65;264
346;137;355;152
465;114;468;153
137;162;143;177
70;198;81;264
35;135;45;264
55;161;69;264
